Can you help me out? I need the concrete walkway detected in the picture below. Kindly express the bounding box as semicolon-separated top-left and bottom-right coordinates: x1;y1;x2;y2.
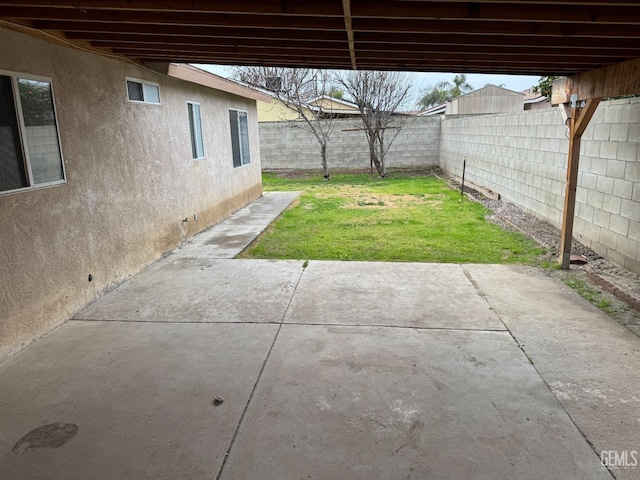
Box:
1;193;639;480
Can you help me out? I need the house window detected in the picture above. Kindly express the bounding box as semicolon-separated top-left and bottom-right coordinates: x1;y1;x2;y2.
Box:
0;71;65;195
188;101;204;160
229;109;250;167
126;77;160;104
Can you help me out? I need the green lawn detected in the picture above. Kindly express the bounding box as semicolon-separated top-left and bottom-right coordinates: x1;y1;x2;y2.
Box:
239;171;545;264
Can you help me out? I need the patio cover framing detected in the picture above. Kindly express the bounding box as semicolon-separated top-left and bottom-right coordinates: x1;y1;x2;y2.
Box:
1;0;639;268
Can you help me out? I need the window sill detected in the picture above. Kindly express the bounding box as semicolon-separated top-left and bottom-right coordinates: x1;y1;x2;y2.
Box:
0;180;67;197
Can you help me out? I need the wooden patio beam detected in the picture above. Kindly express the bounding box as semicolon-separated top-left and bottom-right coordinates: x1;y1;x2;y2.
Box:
64;30;640;51
108;44;618;67
342;0;356;69
36;21;349;40
4;8;638;37
351;18;640;37
551;57;640;104
559;99;601;269
552;57;640;269
85;37;640;60
3;1;640;24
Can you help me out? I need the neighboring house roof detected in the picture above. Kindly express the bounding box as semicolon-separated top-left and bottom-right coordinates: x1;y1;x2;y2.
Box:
246;88;361;121
257;96;315;122
420;84;528;116
418;103;447;116
167;64;273;103
454;84;525;100
308;95;360;114
521;87;549;105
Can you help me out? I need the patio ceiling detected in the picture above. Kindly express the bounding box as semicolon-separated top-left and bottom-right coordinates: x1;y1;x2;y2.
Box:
0;1;639;76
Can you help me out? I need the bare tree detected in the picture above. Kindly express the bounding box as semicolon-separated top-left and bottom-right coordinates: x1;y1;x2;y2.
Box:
337;70;413;177
234;67;336;179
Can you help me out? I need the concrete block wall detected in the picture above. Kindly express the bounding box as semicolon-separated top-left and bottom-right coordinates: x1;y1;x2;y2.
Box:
260;116;441;171
440;98;640;274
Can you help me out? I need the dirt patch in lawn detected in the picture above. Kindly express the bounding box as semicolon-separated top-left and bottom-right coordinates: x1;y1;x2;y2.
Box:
341;194;444;209
311;186;445;209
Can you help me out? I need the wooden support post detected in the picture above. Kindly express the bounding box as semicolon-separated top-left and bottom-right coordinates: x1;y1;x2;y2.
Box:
559;98;601;269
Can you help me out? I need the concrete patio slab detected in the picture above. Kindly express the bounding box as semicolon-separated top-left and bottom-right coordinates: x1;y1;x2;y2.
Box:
284;261;505;330
220;324;611;480
76;258;304;323
464;264;640;480
2;183;639;480
0;321;278;480
171;191;300;260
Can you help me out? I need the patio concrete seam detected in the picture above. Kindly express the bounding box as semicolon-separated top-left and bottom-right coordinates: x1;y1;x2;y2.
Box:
214;326;284;480
281;321;507;332
460;265;508;326
462;264;549;364
460;265;615;477
67;319;283;325
214;261;307;480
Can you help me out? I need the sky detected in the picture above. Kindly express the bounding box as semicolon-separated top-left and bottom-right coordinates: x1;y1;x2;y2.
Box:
193;63;541;97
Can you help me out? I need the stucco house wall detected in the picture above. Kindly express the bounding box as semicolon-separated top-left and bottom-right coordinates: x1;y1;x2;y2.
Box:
0;27;262;363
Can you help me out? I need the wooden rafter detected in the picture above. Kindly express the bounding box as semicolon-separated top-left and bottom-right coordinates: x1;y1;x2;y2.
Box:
0;0;638;74
342;0;356;70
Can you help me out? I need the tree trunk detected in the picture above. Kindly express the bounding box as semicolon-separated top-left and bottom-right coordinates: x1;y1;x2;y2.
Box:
368;138;383;177
320;143;329;179
378;136;387;178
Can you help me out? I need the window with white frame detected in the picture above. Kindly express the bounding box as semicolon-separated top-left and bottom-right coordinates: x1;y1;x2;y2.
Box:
187;101;205;160
126;77;160;104
229;109;250;167
0;71;65;195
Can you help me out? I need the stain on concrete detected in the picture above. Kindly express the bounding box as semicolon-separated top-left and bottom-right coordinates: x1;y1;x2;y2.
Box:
12;423;78;454
206;234;253;246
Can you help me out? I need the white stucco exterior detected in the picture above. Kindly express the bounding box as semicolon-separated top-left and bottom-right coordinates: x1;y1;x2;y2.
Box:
0;27;263;362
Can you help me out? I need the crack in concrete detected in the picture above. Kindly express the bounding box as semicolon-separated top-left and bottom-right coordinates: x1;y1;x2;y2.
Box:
214;262;308;480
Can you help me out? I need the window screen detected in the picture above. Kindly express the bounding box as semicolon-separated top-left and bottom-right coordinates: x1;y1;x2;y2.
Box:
0;73;64;194
188;102;204;159
229;109;250;168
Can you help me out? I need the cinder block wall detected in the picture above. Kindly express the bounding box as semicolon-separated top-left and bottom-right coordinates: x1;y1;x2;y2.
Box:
260;116;441;171
440;98;640;274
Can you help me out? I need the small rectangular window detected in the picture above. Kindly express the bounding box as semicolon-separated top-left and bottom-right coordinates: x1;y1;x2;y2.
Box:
126;77;160;104
144;83;160;104
126;81;144;101
229;109;250;168
0;71;65;195
188;102;204;160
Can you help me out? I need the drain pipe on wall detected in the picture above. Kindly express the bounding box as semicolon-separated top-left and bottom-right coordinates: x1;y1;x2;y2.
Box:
461;158;466;196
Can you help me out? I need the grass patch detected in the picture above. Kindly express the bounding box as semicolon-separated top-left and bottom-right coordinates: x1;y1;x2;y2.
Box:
561;275;616;316
239;171;545;264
